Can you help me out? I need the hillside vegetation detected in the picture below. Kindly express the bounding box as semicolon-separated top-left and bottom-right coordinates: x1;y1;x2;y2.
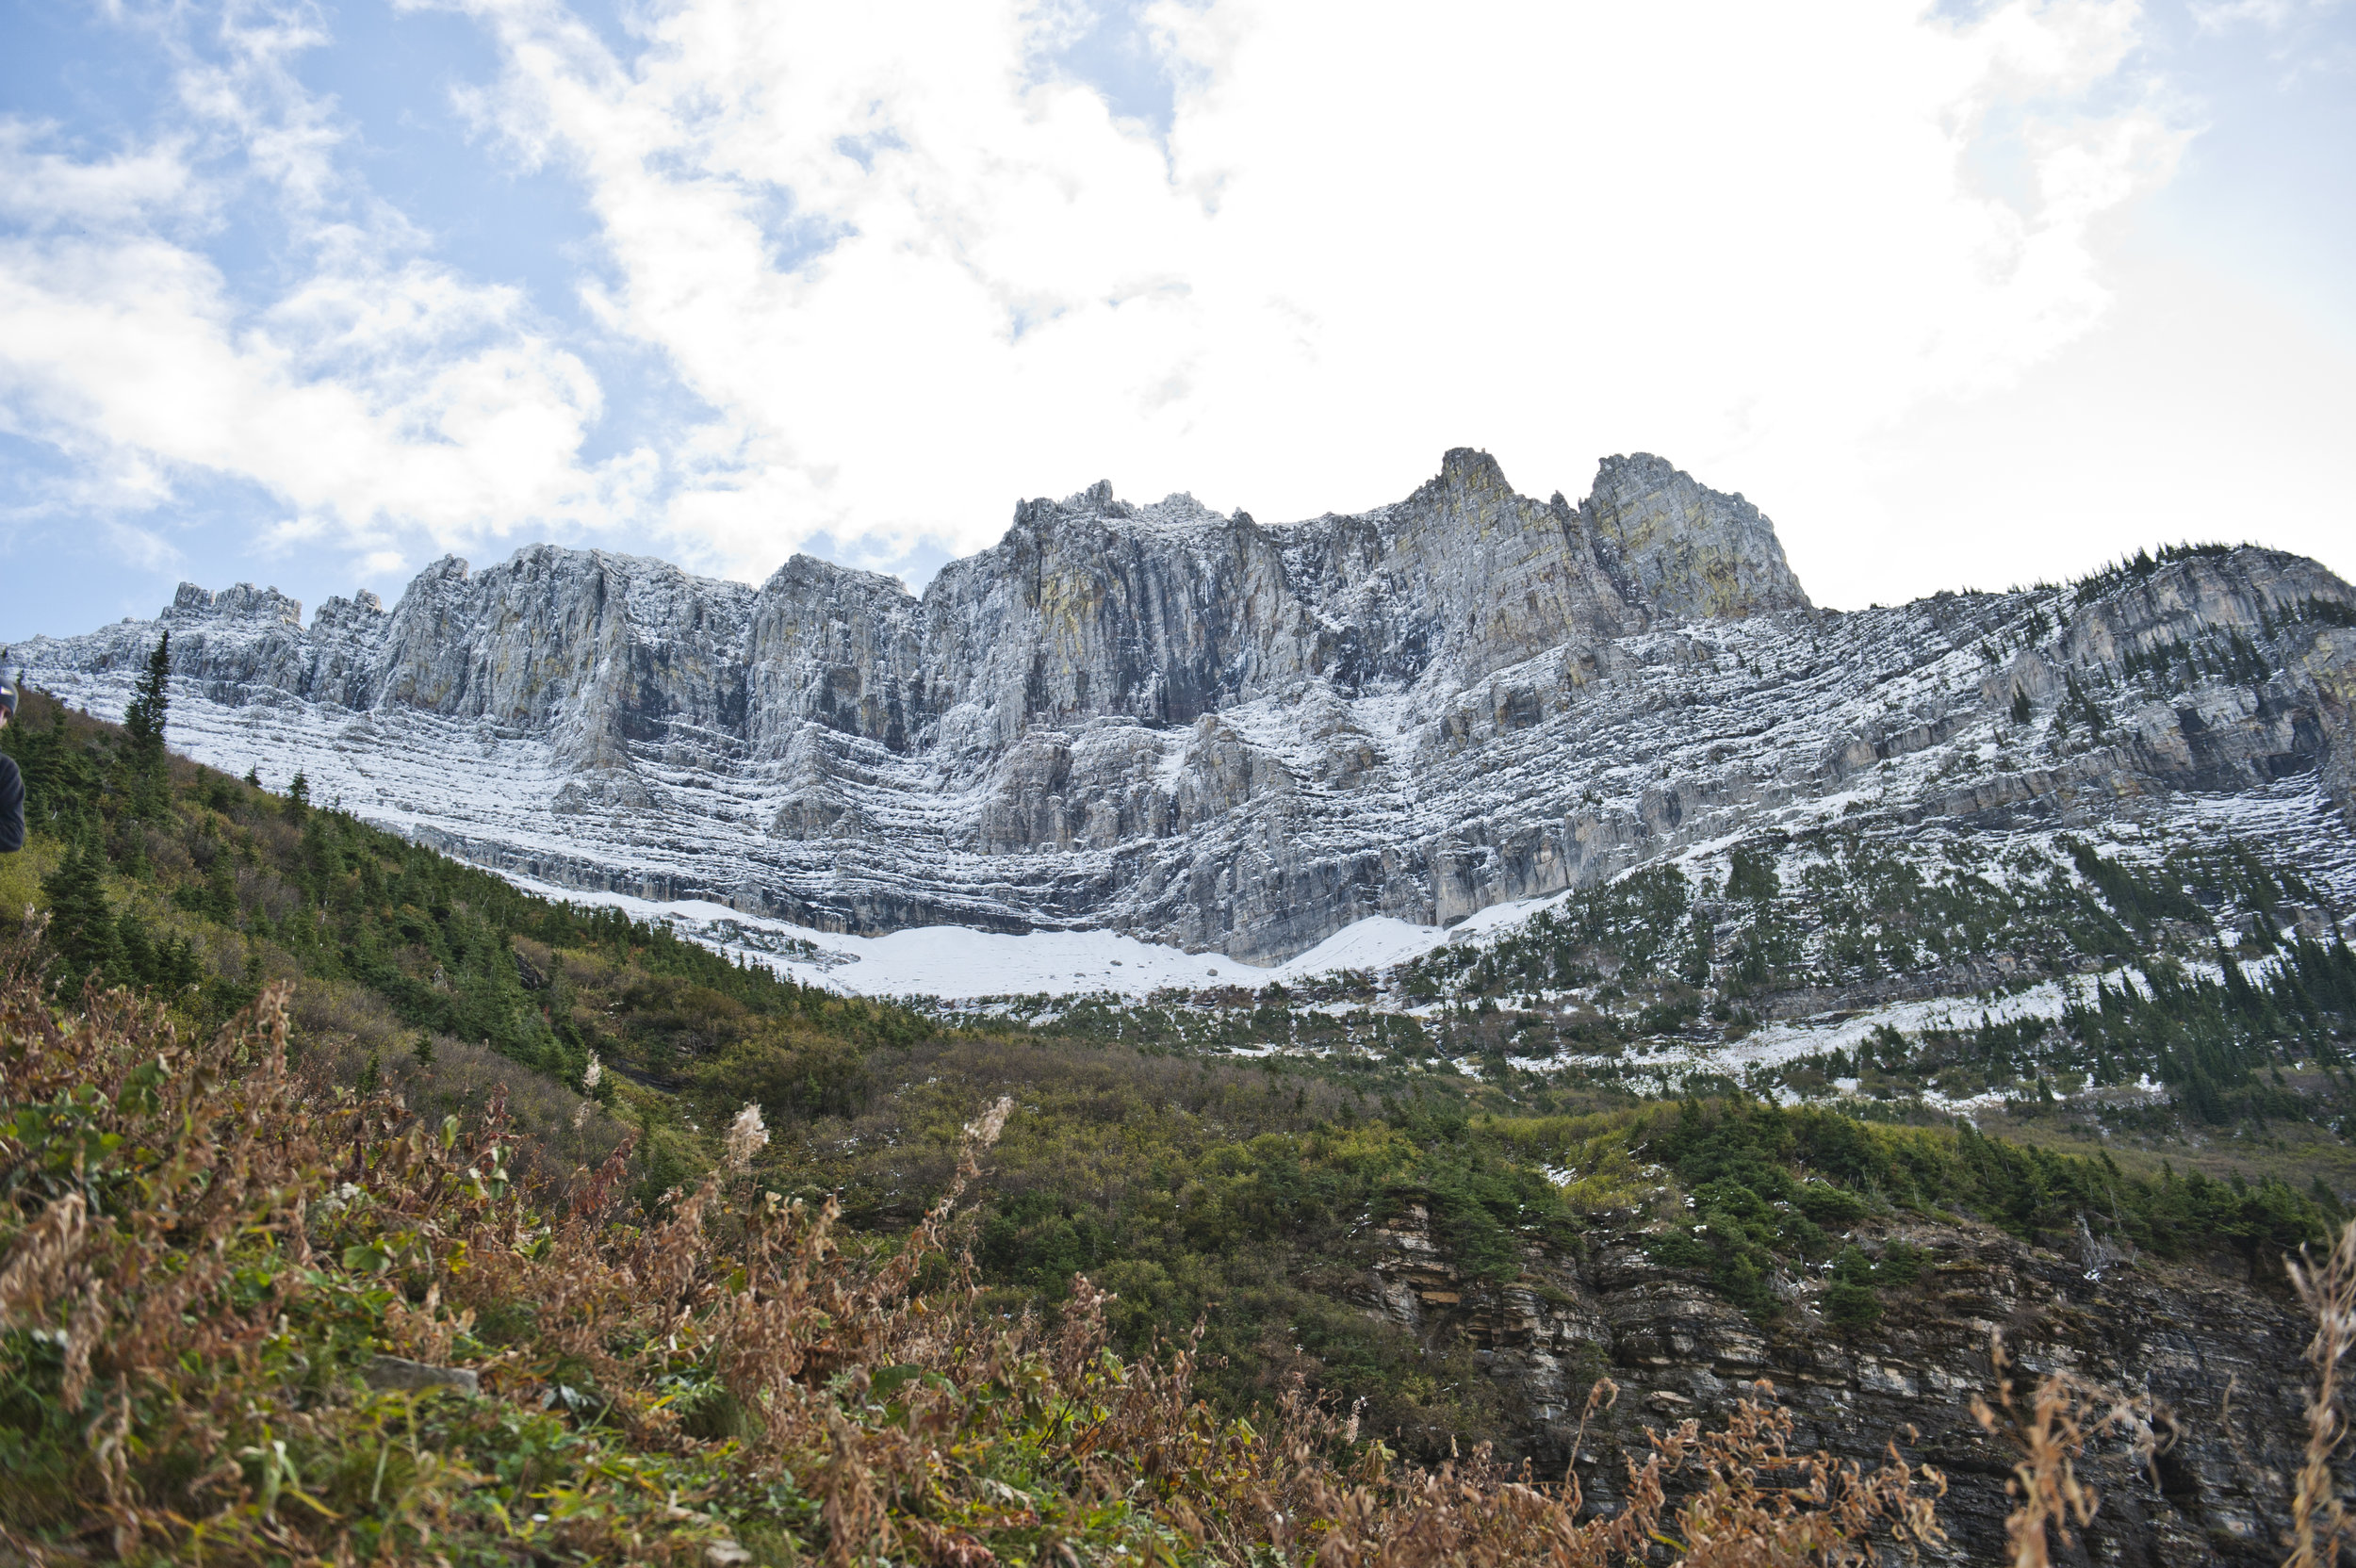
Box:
0;676;2349;1562
1;963;1978;1566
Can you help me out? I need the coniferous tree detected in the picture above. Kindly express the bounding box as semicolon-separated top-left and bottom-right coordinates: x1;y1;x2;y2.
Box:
41;834;126;990
121;634;171;811
118;910;156;982
122;633;168;754
113;817;148;879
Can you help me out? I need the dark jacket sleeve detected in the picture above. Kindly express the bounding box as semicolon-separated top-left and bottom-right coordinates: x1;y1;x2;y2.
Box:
0;755;23;854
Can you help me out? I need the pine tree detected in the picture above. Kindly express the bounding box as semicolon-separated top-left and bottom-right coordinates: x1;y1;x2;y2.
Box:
121;634;171;811
122;633;169;754
118;909;156;982
41;834;126;989
113;817;148;879
198;850;239;923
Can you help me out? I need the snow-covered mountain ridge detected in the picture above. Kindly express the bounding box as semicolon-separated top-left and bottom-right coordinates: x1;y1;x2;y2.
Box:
10;449;2356;971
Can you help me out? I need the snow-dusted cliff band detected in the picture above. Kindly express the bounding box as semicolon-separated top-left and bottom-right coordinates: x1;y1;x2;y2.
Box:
10;449;2356;964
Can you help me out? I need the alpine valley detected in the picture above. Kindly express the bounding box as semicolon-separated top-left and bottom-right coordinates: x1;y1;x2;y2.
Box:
8;448;2356;1565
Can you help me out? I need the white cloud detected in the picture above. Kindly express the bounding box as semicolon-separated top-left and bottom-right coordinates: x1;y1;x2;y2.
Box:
1835;250;2356;606
0;212;654;564
2189;0;2347;32
0;0;657;580
102;519;186;574
11;0;2321;608
430;0;2194;584
0;124;205;232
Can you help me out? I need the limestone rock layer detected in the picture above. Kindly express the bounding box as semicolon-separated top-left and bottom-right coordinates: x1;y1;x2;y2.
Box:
10;449;2356;963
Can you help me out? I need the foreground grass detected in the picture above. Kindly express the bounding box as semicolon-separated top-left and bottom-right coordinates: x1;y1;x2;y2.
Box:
0;956;1979;1566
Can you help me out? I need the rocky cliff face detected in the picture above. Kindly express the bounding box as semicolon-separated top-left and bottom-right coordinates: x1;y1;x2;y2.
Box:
8;451;2354;963
1363;1201;2316;1567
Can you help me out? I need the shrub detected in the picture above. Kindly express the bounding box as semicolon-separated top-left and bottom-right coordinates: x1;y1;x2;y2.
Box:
0;939;1963;1565
1824;1246;1884;1330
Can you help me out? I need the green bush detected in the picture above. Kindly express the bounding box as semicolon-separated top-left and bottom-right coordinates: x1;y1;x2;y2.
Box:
1823;1246;1883;1330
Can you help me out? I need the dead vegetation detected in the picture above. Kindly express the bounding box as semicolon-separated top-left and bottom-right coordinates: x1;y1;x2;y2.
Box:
1969;1331;2171;1568
0;919;2347;1564
2289;1221;2356;1567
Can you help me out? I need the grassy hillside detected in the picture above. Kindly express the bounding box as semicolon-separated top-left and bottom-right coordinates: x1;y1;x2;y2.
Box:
0;678;2347;1560
0;959;1988;1566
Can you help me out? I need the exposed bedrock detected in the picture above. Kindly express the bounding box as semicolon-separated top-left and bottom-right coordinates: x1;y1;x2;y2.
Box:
1363;1201;2324;1567
8;455;2354;963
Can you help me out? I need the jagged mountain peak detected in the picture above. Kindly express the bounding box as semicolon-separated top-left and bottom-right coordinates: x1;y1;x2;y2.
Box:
1019;482;1238;538
167;580;305;627
1424;445;1513;494
1584;451;1811;621
9;454;2354;966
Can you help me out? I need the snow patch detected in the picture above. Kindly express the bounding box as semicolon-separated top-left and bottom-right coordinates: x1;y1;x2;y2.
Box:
499;874;1276;999
1268;917;1448;981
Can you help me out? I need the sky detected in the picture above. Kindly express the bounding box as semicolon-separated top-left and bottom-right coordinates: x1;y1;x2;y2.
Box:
0;0;2350;639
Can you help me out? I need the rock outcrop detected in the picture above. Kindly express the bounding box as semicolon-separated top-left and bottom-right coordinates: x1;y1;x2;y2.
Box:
8;453;2356;963
1364;1201;2319;1566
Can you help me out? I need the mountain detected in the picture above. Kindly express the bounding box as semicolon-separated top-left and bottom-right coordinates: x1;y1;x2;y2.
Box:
8;475;2356;1564
12;448;2356;972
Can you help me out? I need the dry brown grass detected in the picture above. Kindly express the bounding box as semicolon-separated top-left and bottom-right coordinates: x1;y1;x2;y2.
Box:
0;944;1963;1565
1285;1378;1945;1568
2288;1220;2356;1567
1969;1330;2171;1568
6;925;2350;1565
